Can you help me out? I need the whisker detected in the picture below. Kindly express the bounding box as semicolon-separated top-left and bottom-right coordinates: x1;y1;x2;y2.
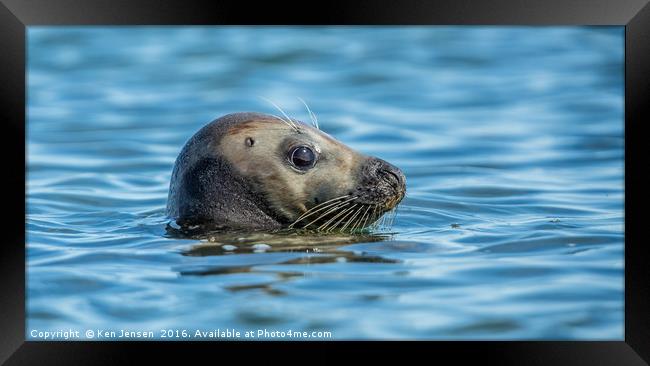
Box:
289;195;349;227
352;205;372;232
312;194;349;209
305;202;350;230
369;205;379;230
268;113;297;129
351;213;365;232
379;210;388;229
258;97;299;131
327;203;358;233
361;205;374;230
317;203;354;231
384;210;392;230
375;205;381;226
341;205;364;231
388;209;397;228
303;199;355;229
292;197;344;222
326;204;357;233
297;97;319;130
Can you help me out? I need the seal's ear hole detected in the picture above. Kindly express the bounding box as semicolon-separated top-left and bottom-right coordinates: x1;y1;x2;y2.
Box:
245;137;255;147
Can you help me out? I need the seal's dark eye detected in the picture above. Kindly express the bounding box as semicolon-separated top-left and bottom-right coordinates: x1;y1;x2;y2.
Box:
289;146;316;170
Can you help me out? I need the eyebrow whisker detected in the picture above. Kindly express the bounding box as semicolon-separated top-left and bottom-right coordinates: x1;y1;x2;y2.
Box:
297;97;319;130
258;96;300;132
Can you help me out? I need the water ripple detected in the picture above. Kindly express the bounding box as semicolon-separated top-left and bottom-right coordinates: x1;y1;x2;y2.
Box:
27;26;624;340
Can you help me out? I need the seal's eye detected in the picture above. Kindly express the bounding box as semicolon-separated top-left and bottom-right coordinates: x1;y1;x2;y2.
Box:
289;146;316;170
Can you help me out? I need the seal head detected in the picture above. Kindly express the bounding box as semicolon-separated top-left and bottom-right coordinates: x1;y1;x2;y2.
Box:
166;112;406;232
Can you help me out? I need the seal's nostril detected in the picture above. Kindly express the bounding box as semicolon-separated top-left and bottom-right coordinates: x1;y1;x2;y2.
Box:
380;167;405;189
381;170;400;184
386;170;401;184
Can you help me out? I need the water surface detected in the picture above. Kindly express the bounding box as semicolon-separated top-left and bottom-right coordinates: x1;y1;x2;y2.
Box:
27;26;624;340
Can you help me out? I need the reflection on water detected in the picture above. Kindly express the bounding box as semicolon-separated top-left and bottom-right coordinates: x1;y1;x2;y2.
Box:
168;230;397;274
27;26;624;340
175;230;396;276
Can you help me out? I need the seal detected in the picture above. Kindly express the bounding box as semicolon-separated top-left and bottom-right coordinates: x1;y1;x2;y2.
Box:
166;112;406;232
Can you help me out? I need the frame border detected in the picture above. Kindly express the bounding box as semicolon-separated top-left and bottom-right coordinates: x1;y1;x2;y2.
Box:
1;0;647;364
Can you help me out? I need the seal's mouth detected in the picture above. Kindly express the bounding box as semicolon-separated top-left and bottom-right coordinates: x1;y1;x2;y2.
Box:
288;158;406;232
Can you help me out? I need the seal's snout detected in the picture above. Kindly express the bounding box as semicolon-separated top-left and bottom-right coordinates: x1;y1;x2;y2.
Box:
379;161;406;194
376;159;406;209
356;157;406;210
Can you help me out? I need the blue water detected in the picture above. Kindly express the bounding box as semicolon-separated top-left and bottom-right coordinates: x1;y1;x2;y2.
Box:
27;27;624;340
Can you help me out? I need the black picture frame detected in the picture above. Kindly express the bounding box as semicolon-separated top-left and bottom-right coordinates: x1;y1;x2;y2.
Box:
1;0;647;364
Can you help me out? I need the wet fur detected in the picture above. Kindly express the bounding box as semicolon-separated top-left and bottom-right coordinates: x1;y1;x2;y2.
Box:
167;113;287;230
